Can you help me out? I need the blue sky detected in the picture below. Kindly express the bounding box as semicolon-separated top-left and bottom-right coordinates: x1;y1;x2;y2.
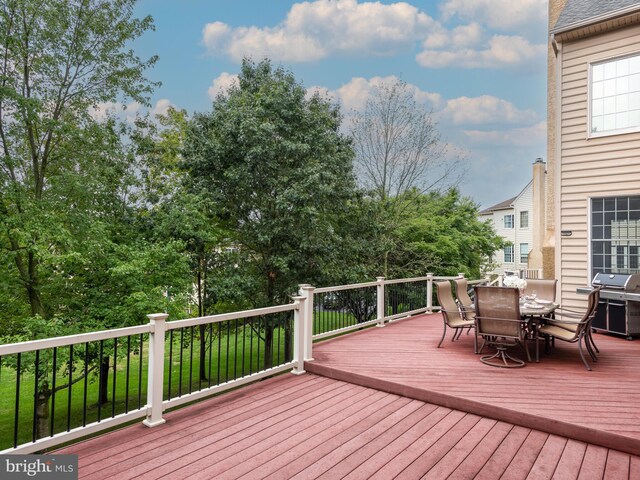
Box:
127;0;549;208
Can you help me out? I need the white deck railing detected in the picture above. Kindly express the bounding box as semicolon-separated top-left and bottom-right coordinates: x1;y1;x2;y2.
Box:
0;273;485;454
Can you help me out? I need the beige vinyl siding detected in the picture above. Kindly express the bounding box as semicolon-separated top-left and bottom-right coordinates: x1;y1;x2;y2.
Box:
559;25;640;309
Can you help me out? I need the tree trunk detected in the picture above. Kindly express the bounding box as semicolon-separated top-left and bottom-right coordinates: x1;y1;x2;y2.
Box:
35;383;51;439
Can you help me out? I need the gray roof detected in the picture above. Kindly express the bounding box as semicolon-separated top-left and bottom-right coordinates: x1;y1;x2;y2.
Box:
479;196;517;215
553;0;640;32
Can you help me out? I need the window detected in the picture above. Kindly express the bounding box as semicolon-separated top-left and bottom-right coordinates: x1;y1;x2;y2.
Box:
590;54;640;136
520;243;529;264
504;214;514;229
591;195;640;278
504;245;514;263
520;211;529;228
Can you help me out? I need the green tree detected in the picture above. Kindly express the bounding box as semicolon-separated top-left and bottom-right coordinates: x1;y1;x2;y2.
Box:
350;78;466;276
388;189;504;278
0;0;157;318
183;58;361;366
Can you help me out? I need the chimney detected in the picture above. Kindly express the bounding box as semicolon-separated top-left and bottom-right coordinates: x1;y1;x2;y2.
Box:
529;158;546;270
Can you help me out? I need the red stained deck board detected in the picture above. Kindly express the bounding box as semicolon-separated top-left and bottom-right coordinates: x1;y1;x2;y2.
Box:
305;313;640;456
52;310;640;480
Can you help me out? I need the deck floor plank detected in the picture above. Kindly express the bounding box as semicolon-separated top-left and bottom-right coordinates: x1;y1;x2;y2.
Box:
306;314;640;455
52;312;640;479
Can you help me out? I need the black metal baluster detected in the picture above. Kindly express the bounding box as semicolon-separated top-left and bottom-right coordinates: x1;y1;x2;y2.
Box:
234;319;238;380
189;326;194;393
208;323;213;388
112;340;117;418
276;316;281;367
217;323;222;384
168;329;173;400
125;336;131;413
241;319;246;378
138;334;143;409
178;328;184;397
198;327;203;392
249;318;254;375
67;345;73;431
50;347;57;437
257;316;261;371
98;341;103;422
83;343;88;427
225;321;230;382
32;350;39;442
14;352;21;448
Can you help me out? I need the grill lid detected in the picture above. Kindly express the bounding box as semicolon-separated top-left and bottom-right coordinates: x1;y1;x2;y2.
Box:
592;273;640;291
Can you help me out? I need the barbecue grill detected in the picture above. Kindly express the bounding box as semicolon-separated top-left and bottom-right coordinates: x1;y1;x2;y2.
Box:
578;273;640;339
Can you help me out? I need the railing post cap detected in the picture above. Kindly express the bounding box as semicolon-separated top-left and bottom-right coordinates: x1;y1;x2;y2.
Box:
292;295;306;302
376;276;385;281
300;285;315;291
427;273;434;278
458;273;465;278
147;313;169;322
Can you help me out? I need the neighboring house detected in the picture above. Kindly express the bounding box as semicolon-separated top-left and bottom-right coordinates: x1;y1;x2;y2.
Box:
480;181;533;275
480;159;546;277
548;0;640;308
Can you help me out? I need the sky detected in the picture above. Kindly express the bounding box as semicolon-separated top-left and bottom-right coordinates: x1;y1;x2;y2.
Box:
127;0;549;209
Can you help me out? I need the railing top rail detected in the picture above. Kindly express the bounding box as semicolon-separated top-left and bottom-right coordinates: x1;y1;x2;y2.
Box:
314;281;378;294
166;303;298;331
384;276;430;285
0;324;151;356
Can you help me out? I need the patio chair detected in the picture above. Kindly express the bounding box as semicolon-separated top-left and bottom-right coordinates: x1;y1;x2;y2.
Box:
474;286;530;368
537;286;602;371
435;280;476;352
453;278;475;323
523;279;557;302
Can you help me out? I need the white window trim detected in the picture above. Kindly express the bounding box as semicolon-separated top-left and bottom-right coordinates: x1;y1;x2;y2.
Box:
588;52;640;139
520;211;529;229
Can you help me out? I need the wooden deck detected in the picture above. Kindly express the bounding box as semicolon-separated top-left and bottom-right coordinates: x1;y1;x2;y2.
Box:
54;312;640;479
306;313;640;457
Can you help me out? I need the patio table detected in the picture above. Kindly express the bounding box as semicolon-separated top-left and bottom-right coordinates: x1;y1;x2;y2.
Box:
519;299;559;362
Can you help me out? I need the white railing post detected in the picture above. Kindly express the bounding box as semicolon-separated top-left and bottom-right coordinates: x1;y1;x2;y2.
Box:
143;313;168;428
499;274;505;286
485;274;491;285
376;276;385;327
458;273;465;278
538;268;543;279
426;273;434;312
292;295;307;375
299;284;315;361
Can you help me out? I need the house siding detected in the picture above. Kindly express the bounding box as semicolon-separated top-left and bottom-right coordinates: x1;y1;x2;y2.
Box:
481;183;534;274
558;25;640;309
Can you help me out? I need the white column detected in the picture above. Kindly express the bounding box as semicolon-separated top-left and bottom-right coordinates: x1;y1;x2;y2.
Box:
426;273;434;312
376;277;385;327
299;285;315;361
143;313;168;427
292;295;307;375
499;274;505;286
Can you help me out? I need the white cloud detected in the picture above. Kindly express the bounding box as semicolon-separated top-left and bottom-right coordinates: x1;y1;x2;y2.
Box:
202;0;436;63
88;101;141;123
440;0;548;30
151;99;174;117
442;95;538;125
207;72;239;100
417;34;545;69
463;121;547;147
88;99;175;123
